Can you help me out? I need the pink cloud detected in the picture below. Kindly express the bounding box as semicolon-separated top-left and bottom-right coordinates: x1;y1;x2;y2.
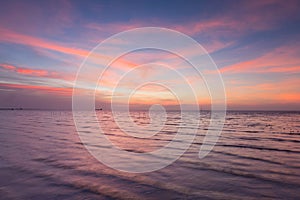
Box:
0;64;16;70
0;28;142;76
0;63;61;78
16;68;48;76
0;28;89;57
220;44;300;74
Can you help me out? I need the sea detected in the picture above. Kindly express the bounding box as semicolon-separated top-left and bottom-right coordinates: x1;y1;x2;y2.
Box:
0;110;299;199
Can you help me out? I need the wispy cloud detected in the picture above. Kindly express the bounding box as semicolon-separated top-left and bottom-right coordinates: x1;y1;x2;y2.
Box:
220;44;300;74
0;82;72;96
0;63;60;78
226;77;300;105
0;28;89;57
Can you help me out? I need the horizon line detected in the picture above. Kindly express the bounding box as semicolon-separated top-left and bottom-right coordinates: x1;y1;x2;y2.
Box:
1;107;300;112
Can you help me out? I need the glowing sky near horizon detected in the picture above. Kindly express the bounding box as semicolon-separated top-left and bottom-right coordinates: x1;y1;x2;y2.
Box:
0;0;300;110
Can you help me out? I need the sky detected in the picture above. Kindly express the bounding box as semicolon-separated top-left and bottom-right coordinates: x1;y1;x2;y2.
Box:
0;0;300;110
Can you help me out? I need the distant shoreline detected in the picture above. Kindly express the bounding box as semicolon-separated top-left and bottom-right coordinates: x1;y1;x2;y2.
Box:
0;108;23;110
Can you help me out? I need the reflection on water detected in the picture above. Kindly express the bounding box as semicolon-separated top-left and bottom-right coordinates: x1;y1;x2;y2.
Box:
0;110;300;199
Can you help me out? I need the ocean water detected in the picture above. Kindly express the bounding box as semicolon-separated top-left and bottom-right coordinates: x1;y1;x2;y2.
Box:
0;110;300;199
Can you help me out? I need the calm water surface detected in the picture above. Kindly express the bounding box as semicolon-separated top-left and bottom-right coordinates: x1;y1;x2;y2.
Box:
0;110;300;199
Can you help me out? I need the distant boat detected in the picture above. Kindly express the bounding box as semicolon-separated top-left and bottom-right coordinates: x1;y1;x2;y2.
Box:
95;108;103;111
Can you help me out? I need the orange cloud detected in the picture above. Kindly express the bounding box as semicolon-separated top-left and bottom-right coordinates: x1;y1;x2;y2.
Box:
277;93;300;102
220;45;300;74
226;77;300;105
